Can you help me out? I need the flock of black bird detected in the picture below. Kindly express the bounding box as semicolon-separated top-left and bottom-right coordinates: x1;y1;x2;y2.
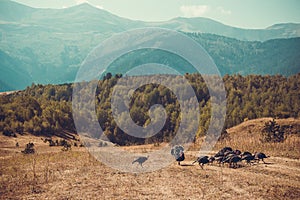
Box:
171;145;269;169
131;145;269;169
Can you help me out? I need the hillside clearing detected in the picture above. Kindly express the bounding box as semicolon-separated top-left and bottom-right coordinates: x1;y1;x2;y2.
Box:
0;118;299;199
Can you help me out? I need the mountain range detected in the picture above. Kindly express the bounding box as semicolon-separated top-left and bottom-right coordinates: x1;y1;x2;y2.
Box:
0;0;299;91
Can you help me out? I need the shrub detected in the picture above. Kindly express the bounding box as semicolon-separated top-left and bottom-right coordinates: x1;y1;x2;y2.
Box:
58;139;68;146
98;141;108;147
21;142;35;154
218;129;230;141
3;127;14;137
261;119;285;143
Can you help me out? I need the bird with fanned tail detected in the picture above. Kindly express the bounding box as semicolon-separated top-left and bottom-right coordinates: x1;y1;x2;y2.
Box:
171;145;185;165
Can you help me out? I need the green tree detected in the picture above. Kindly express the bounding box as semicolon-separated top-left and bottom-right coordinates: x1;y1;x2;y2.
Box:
261;119;285;143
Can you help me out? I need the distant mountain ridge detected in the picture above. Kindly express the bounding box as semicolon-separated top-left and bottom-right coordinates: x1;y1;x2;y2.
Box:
149;17;300;41
1;0;300;40
0;0;299;91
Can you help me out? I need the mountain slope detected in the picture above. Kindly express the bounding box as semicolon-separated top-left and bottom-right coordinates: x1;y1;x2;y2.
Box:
0;0;35;22
0;50;33;91
104;33;300;77
1;32;298;92
0;0;299;91
188;33;300;75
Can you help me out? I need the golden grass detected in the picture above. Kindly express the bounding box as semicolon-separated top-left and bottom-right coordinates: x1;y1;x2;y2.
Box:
0;118;299;199
0;149;97;198
215;118;300;158
1;148;299;199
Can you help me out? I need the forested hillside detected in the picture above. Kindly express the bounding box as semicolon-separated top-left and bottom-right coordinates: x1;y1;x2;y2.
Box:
0;73;299;145
1;32;299;92
188;33;300;76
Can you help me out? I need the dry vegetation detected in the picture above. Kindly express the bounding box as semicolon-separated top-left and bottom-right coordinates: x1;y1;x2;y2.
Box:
0;118;299;199
214;118;300;159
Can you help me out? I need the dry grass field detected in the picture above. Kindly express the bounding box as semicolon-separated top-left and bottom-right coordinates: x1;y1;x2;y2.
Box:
0;118;299;199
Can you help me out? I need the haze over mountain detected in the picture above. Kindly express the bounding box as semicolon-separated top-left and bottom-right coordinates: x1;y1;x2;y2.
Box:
0;0;299;91
1;1;299;40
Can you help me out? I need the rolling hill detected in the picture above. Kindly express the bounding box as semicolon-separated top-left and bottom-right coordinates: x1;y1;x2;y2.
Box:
0;0;299;91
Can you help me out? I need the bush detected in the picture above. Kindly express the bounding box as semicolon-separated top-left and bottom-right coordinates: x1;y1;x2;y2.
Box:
48;140;56;146
261;119;285;143
3;127;15;137
98;141;108;147
21;142;35;154
79;143;85;147
43;138;56;146
218;129;230;141
58;139;68;146
61;143;71;151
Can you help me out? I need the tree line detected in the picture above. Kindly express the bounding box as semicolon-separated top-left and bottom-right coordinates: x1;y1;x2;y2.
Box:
0;73;299;145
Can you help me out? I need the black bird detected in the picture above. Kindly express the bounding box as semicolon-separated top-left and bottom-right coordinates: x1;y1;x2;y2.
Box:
132;155;149;167
255;152;269;163
228;155;242;168
221;154;234;166
171;145;185;165
240;151;252;157
221;147;233;153
242;154;255;165
193;156;209;169
214;156;224;165
224;151;235;157
233;149;241;155
208;156;215;165
215;147;233;157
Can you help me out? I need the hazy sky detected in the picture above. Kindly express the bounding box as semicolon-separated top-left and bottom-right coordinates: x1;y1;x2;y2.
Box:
13;0;300;28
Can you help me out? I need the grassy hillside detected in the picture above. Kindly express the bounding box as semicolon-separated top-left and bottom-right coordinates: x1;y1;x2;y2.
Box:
0;117;299;199
214;118;300;159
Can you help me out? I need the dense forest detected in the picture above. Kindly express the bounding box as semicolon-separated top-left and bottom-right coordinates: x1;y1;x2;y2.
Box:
0;73;299;145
